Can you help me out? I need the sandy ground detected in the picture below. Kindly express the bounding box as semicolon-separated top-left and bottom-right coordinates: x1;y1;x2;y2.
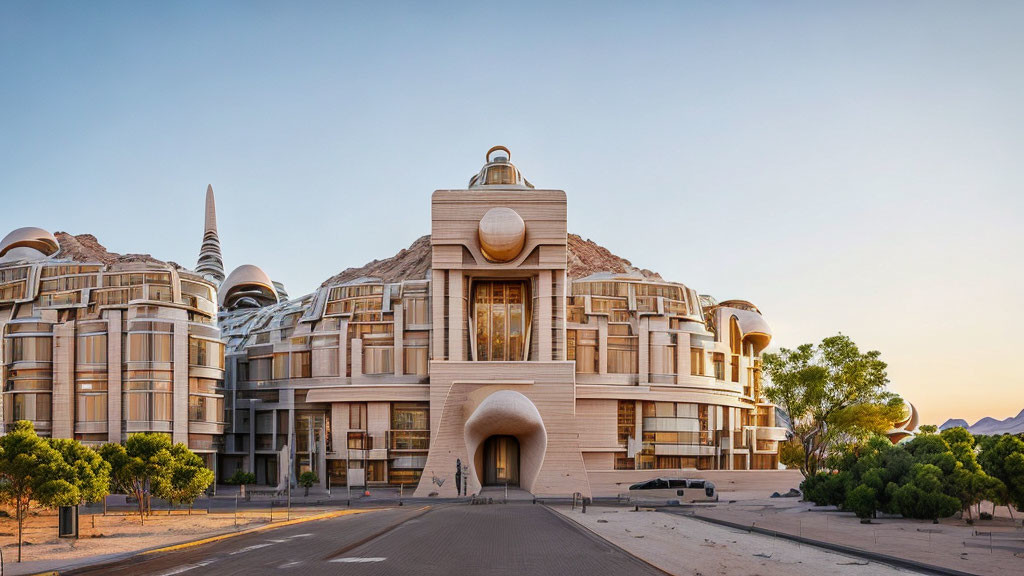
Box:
693;498;1024;576
553;505;920;576
0;506;324;575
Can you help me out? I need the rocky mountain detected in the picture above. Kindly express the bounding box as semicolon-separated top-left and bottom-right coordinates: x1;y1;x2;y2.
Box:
54;232;170;267
566;234;662;281
320;235;433;287
940;410;1024;435
320;233;665;287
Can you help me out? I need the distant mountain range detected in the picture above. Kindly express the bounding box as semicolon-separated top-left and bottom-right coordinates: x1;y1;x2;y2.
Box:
940;409;1024;436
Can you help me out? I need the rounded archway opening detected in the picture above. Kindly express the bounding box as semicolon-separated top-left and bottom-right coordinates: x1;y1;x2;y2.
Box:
464;390;547;493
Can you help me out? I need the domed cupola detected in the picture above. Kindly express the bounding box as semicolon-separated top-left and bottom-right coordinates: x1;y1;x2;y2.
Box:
220;264;279;310
0;227;60;262
468;146;535;189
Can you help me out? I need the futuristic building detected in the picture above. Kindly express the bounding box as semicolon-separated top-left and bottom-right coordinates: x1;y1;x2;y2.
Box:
0;227;225;472
215;147;788;496
1;147;789;496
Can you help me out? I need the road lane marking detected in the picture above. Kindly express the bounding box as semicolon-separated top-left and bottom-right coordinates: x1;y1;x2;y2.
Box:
331;557;387;563
140;509;375;556
279;561;303;568
288;533;313;538
157;559;216;575
230;543;274;555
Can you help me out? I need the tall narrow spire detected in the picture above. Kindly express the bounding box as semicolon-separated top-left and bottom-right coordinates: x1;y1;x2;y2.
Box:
196;184;225;285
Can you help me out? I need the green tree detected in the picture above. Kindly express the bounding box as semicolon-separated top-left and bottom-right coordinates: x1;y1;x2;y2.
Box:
48;438;111;504
0;421;80;562
152;443;214;513
762;334;903;477
939;427;1005;521
978;434;1024;519
846;484;877;520
299;471;318;496
100;433;174;524
917;424;938;435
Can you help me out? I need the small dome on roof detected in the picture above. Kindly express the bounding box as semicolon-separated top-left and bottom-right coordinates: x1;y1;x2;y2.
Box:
0;227;59;260
220;264;278;310
469;146;535;189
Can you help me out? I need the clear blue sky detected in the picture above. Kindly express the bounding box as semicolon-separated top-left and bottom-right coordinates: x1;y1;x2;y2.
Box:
2;1;1022;425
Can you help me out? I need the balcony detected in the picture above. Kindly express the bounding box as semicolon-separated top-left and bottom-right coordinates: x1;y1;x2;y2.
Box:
754;426;789;442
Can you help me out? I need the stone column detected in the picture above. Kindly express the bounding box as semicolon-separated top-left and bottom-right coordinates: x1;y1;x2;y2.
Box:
338;320;349;378
638;316;649;385
106;310;122;443
51;321;75;439
448;272;464;361
393;303;404;377
431;269;446;360
598;316;608;375
676;332;690;384
351;339;363;381
538;270;552;361
172;318;189;445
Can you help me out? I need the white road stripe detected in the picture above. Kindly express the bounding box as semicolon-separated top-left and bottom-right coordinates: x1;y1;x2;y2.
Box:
230;543;274;555
279;561;303;568
331;557;387;563
157;559;216;575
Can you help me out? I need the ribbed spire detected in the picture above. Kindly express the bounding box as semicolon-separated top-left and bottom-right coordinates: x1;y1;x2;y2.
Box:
196;184;225;285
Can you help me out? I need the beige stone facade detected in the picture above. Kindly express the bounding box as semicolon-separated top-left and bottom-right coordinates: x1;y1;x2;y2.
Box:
0;228;225;471
1;147;788;497
217;147;788;497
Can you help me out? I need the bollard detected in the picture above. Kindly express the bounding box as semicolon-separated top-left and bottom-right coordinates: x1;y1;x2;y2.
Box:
400;483;404;506
234;496;238;528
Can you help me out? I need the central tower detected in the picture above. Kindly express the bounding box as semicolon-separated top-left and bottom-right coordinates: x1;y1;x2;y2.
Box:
415;146;590;497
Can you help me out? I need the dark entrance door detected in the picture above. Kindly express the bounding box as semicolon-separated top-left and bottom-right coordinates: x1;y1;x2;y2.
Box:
483;435;520;486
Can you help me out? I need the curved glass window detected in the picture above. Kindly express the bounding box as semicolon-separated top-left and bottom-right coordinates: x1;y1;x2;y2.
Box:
5;336;52;363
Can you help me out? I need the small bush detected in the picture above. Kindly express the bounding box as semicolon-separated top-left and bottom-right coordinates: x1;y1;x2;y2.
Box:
845;485;877;520
225;470;256;486
298;471;319;488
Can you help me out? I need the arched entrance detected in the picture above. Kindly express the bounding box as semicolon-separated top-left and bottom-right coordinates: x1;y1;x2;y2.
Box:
464;390;547;493
483;435;520;486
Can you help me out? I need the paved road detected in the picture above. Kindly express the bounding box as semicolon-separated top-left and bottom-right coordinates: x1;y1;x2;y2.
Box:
64;503;666;576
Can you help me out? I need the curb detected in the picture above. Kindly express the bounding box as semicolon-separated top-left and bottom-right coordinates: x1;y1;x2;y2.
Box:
680;511;980;576
21;508;376;576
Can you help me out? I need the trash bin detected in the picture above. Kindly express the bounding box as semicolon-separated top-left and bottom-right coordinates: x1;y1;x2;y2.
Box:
58;505;79;539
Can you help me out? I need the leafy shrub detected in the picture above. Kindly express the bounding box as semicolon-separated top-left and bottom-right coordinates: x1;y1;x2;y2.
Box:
226;470;256;486
845;485;877;519
298;471;319;488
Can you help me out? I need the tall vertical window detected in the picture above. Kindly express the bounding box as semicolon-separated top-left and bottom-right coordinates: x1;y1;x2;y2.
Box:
729;317;742;383
349;403;367;429
127;332;172;363
617;401;635;448
690;348;705;376
76;334;107;365
472;281;528;361
189;338;225;370
712;353;725;381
